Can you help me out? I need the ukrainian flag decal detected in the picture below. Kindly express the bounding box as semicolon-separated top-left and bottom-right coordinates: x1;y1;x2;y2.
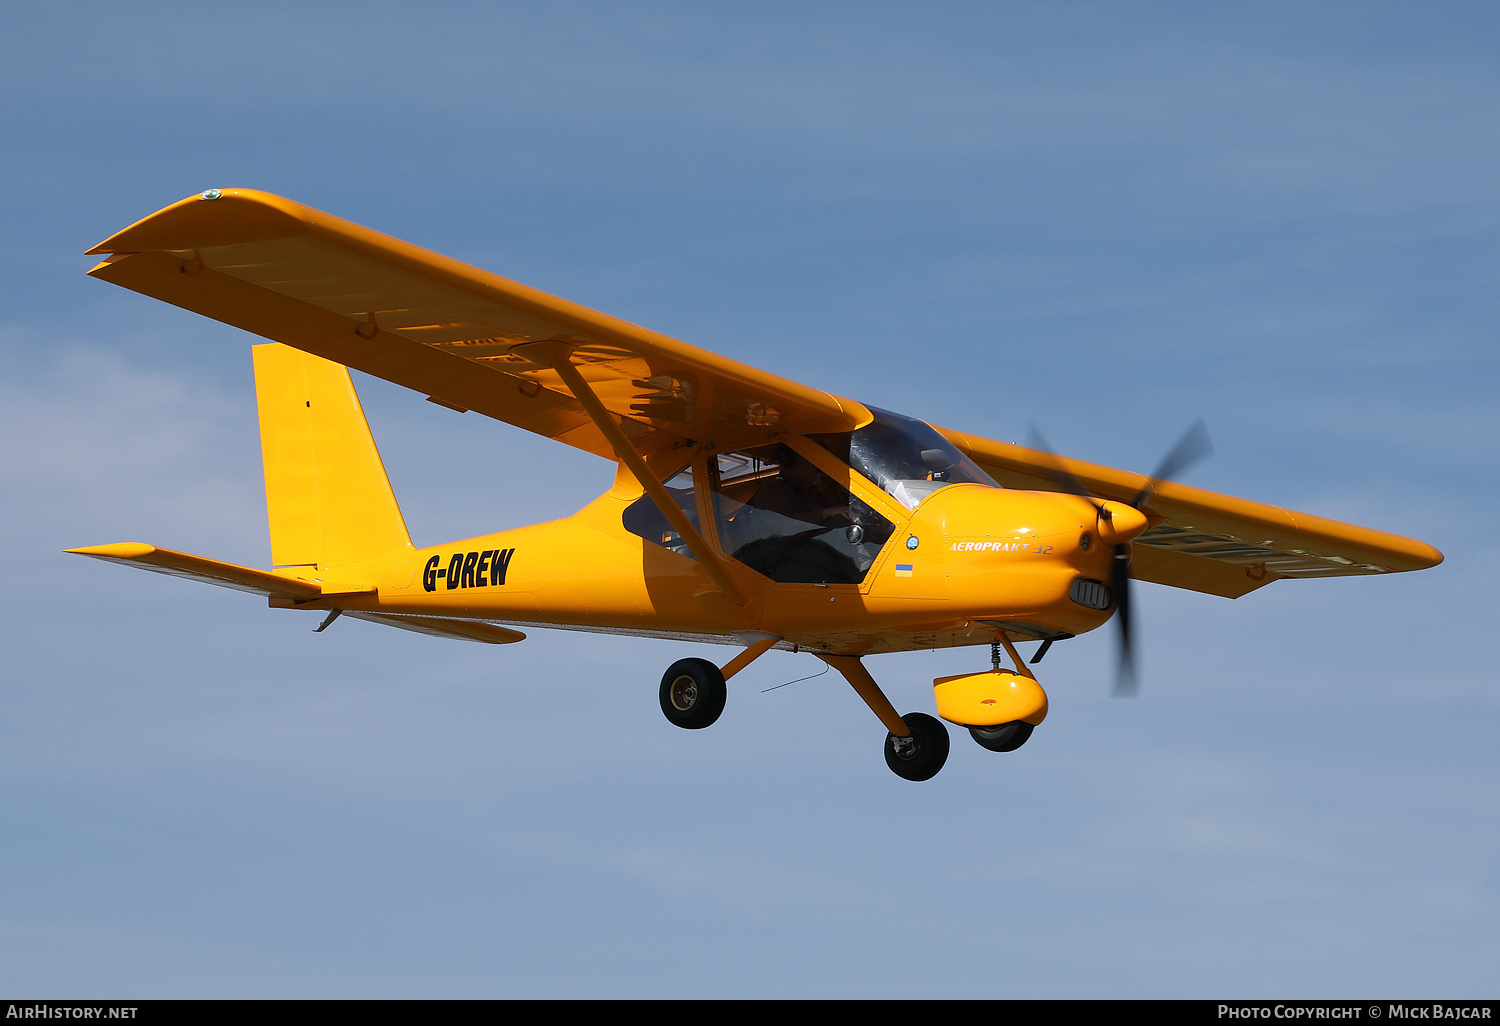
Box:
895;563;914;578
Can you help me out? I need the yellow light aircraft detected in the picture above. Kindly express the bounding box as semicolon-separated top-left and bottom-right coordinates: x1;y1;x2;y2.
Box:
71;189;1443;781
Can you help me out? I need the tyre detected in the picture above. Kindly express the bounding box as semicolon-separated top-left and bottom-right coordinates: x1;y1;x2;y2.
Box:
884;712;950;781
969;720;1034;753
659;658;727;729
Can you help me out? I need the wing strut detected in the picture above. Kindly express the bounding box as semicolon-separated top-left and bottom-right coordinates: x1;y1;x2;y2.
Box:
519;341;749;608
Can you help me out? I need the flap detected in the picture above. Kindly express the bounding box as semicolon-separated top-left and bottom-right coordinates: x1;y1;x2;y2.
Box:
88;189;870;460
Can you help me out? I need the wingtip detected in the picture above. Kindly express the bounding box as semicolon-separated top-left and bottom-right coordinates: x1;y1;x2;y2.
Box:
84;188;310;257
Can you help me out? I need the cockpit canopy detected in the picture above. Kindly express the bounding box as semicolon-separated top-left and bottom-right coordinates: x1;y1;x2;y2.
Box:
812;405;1000;510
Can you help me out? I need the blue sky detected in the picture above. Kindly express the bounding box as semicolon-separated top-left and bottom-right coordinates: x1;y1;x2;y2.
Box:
1;2;1496;997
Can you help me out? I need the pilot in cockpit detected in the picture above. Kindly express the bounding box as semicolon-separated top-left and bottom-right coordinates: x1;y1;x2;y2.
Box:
748;447;853;528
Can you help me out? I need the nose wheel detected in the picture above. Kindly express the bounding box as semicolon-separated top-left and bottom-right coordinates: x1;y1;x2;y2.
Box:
969;720;1034;752
884;712;950;781
659;658;727;729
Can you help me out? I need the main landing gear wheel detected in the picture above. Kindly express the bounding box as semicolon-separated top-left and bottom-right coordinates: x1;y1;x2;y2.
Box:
659;658;727;730
969;720;1034;753
884;712;950;781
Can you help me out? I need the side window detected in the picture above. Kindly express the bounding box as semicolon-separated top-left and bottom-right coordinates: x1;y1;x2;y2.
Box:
622;464;699;559
708;444;893;584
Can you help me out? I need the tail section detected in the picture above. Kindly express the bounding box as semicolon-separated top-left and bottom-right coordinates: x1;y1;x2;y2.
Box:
254;343;412;569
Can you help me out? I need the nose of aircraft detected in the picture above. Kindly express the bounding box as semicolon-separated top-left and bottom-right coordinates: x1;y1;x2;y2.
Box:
924;486;1103;545
916;486;1149;566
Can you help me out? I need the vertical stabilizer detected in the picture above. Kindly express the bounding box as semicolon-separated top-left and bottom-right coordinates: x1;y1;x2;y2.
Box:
253;343;412;569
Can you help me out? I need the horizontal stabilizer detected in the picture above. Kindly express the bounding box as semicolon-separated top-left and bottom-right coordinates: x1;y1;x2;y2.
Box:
65;543;370;600
342;611;525;645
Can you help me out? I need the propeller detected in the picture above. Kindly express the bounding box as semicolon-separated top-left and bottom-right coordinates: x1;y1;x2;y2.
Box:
1025;420;1212;696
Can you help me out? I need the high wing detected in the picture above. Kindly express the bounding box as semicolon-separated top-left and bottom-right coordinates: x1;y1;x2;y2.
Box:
88;190;1441;600
87;189;870;461
939;429;1443;598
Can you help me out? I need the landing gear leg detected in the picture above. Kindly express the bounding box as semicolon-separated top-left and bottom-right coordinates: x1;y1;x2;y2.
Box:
820;654;950;782
659;634;780;731
965;633;1041;753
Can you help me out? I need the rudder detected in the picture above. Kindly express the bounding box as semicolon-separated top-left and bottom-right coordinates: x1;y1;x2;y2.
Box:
253;343;412;569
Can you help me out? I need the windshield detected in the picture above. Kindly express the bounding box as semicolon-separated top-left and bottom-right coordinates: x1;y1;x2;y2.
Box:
811;406;999;511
